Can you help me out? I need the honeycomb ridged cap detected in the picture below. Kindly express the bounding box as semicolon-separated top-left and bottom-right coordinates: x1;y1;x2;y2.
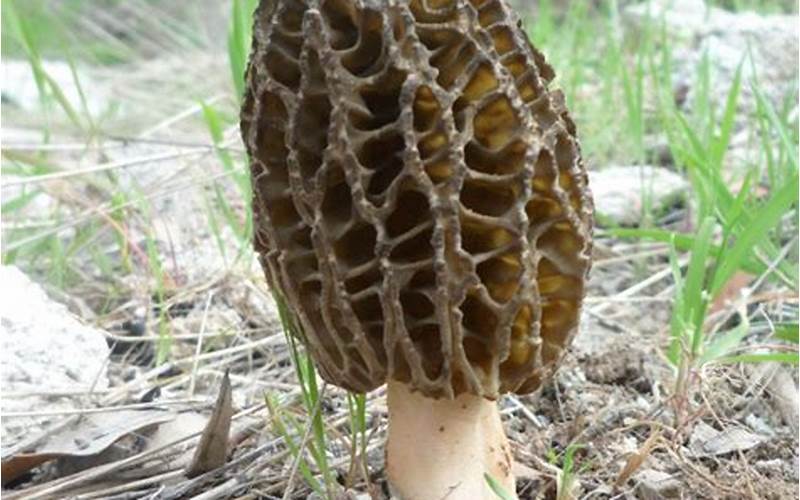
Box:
241;0;594;399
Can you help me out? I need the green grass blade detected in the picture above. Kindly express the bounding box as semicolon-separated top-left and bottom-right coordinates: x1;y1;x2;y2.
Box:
752;82;799;172
609;227;766;277
40;67;84;131
484;473;516;500
200;101;252;248
723;170;754;237
1;189;42;213
684;217;715;355
720;353;799;365
675;109;710;169
700;321;749;365
5;0;86;132
265;395;323;495
303;356;334;494
667;238;686;366
709;61;743;171
274;293;334;497
63;50;97;133
557;443;584;500
609;228;696;250
774;323;799;344
711;171;799;295
228;0;258;102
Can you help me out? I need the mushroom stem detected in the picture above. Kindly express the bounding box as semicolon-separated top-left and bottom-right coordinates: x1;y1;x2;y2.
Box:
386;380;517;500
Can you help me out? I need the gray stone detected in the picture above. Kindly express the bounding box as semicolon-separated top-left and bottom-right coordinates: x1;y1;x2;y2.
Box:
688;420;767;457
635;469;682;499
588;165;689;226
0;266;110;448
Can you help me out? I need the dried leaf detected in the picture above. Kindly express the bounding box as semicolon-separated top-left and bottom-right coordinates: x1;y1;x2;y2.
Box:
142;412;210;470
688;421;767;457
1;454;54;486
1;409;175;485
708;270;754;315
185;371;233;478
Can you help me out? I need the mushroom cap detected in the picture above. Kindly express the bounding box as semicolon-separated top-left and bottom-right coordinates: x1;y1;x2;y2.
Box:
241;0;593;399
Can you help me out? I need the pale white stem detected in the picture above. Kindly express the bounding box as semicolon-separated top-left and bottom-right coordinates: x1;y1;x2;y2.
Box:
386;380;517;500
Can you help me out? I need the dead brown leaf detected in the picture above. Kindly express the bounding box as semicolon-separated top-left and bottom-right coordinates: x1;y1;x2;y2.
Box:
708;271;754;316
185;371;233;478
1;409;175;486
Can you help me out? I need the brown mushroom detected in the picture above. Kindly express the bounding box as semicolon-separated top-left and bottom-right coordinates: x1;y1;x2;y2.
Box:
240;0;593;498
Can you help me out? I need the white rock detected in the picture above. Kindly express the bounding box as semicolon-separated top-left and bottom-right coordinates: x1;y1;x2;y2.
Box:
625;1;790;176
0;266;110;448
624;0;798;124
702;12;797;115
588;165;689;226
745;413;775;437
624;0;715;39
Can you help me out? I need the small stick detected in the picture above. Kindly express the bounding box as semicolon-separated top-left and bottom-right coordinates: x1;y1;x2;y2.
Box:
1;399;203;418
189;291;216;397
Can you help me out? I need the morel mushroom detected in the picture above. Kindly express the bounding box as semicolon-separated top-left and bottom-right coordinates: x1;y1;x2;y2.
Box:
240;0;593;498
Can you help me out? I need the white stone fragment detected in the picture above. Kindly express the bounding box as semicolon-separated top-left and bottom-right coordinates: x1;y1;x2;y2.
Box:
1;266;110;448
589;165;689;226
